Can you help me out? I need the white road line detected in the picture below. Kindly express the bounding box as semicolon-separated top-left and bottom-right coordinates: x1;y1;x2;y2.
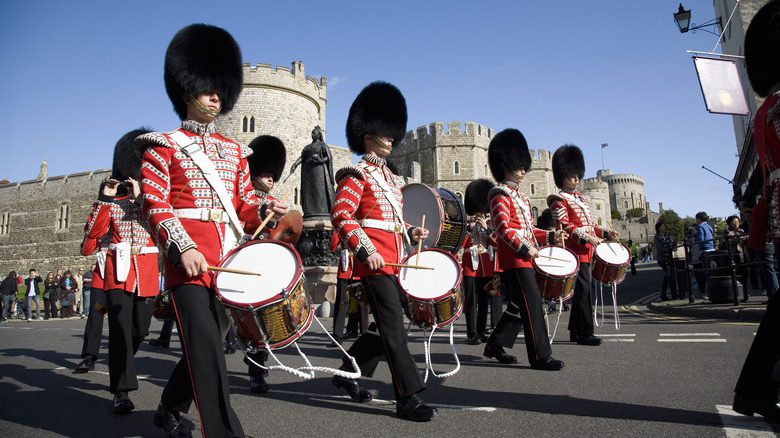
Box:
716;404;779;437
659;333;720;336
598;334;636;337
269;389;497;412
657;339;727;343
605;339;635;342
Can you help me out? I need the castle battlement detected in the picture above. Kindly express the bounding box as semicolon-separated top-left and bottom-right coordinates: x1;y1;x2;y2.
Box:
0;169;111;192
582;177;608;190
600;173;645;185
242;61;326;101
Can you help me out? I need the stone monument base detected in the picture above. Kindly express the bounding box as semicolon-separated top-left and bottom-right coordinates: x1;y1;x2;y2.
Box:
304;265;337;308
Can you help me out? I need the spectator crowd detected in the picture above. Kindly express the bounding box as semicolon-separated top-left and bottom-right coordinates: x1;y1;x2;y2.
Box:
0;265;93;321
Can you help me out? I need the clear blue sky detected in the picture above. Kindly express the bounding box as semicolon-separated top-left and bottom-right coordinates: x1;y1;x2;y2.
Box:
0;0;741;219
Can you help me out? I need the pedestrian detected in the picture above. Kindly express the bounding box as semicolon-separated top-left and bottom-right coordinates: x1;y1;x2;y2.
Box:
59;270;77;318
732;1;780;424
482;128;567;370
655;222;677;300
81;265;93;318
695;211;716;282
0;271;17;321
627;239;638;276
721;215;750;302
139;23;281;437
24;269;43;321
74;267;85;316
43;272;58;319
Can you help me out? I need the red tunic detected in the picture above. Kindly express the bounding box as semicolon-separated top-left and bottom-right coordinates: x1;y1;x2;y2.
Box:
461;228;497;278
82;195;158;297
754;92;780;243
80;229;107;290
331;153;410;278
139;121;262;289
489;182;551;270
548;191;610;263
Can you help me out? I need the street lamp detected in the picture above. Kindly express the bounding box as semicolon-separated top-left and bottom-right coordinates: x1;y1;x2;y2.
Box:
673;3;722;36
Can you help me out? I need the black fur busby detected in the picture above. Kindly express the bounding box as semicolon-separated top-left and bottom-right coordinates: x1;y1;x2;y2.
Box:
247;135;286;182
465;178;495;215
487;129;532;182
164;24;243;120
537;208;555;230
552;144;585;188
346;81;407;154
745;0;780;97
112;128;153;181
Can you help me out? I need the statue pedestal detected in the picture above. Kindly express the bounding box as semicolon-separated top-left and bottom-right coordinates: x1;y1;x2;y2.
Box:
296;218;339;314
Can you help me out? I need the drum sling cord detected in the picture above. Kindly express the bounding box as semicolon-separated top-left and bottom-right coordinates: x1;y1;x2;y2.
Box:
244;315;362;380
590;263;621;331
540;280;564;346
404;322;460;383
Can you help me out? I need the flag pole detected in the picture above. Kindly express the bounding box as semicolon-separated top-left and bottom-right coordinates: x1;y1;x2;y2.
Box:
601;143;608;170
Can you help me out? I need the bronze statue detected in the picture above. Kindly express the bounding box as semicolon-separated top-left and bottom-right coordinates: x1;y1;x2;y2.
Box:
290;126;335;219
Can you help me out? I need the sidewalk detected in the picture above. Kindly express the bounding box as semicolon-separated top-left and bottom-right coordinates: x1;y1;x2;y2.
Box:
647;296;768;322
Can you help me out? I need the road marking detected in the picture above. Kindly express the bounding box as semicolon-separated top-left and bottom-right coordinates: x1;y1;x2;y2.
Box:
659;333;720;336
657;339;727;343
598;334;636;337
716;404;779;437
605;338;635;342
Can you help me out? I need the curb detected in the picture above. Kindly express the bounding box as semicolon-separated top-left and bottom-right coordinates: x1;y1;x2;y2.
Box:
646;301;766;322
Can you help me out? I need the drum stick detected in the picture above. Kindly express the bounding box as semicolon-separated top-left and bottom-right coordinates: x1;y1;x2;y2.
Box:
385;262;434;270
415;214;426;266
251;192;292;240
208;266;263;276
537;254;570;263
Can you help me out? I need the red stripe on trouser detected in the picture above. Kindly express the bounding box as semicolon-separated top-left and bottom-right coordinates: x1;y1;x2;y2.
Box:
169;290;207;438
515;270;541;362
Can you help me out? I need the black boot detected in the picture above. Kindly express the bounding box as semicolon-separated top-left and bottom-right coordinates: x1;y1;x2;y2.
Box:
332;375;372;403
576;334;602;346
396;394;437;422
153;403;193;437
250;374;269;394
483;343;517;364
149;337;170;349
733;394;780;424
530;356;565;371
111;391;135;414
74;356;95;374
224;340;238;355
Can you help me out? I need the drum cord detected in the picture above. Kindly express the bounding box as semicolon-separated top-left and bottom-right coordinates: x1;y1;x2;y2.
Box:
543;297;564;345
420;323;461;383
592;279;620;331
244;315;362;381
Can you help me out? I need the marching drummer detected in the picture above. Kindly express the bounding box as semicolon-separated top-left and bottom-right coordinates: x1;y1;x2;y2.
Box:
547;145;619;346
330;81;436;422
139;24;280;437
482;128;567;371
238;134;291;394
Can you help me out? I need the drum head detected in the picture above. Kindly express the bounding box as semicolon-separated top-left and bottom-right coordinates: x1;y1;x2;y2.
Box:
401;183;443;248
596;242;630;265
398;249;461;300
534;246;578;277
215;240;301;307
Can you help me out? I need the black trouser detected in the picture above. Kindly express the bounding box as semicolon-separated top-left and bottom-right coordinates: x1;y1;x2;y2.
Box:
734;295;779;403
488;268;552;364
45;290;59;318
476;276;503;333
462;276;478;339
81;288;106;360
223;320;270;377
332;278;351;339
105;289;153;394
162;284;244;438
157;318;175;344
341;275;424;400
568;263;595;337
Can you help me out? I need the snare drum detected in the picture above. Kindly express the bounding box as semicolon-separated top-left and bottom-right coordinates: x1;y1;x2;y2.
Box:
591;242;630;285
214;240;313;351
397;248;463;328
402;183;467;253
533;246;578;301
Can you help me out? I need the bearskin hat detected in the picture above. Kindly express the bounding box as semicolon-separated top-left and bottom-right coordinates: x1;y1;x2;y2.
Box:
465;178;495;215
745;0;780;97
536;208;555;230
552;144;585;188
112;128;153;181
164;24;243;120
346;81;407;154
487;129;532;182
247;135;286;182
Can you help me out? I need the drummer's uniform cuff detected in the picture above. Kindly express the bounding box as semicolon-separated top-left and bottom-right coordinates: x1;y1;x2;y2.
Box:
349;229;377;262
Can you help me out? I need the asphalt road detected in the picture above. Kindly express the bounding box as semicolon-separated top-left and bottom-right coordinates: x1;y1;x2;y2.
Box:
1;263;777;437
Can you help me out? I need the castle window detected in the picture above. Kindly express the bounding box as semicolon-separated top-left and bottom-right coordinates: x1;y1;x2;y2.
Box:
597;218;602;226
242;116;248;133
596;203;601;211
532;207;539;219
294;188;299;205
484;164;488;176
0;212;9;235
530;183;535;195
56;204;69;230
250;116;255;133
453;161;460;175
624;201;628;209
622;224;627;230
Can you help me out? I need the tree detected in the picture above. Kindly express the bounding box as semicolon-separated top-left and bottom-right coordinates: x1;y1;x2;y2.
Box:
611;209;622;220
625;207;645;219
657;209;685;243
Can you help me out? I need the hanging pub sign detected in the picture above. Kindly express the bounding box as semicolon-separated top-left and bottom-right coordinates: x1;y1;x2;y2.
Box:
693;56;749;116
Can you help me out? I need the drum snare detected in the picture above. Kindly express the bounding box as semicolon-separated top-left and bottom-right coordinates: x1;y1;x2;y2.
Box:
533;246;579;301
397;248;463;328
592;242;630;285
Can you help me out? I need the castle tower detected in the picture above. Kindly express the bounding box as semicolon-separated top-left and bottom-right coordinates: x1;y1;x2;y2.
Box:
596;169;647;216
215;61;351;208
581;177;611;228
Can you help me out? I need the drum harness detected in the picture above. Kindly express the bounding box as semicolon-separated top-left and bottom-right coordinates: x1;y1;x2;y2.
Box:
366;167;461;381
591;242;622;331
173;132;362;380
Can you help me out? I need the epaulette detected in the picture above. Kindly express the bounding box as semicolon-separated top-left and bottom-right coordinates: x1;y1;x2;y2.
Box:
488;184;513;198
134;131;177;149
546;193;564;207
335;165;367;182
239;144;253;159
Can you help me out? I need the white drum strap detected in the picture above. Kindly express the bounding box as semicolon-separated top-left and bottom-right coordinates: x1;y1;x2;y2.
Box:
365;167;410;247
542;294;564;346
296;315;362;379
421;324;461;383
591;271;620;330
611;283;621;330
170;131;243;256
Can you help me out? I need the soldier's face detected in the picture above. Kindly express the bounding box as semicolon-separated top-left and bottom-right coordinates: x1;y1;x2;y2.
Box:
364;135;393;157
507;167;526;183
563;175;580;190
252;174;274;192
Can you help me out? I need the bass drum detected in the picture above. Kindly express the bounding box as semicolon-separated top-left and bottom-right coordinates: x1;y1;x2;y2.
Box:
401;183;466;253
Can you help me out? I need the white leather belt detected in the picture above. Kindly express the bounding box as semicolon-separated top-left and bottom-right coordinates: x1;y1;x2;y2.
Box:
108;243;159;255
360;219;403;233
173;208;229;223
770;168;780;183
